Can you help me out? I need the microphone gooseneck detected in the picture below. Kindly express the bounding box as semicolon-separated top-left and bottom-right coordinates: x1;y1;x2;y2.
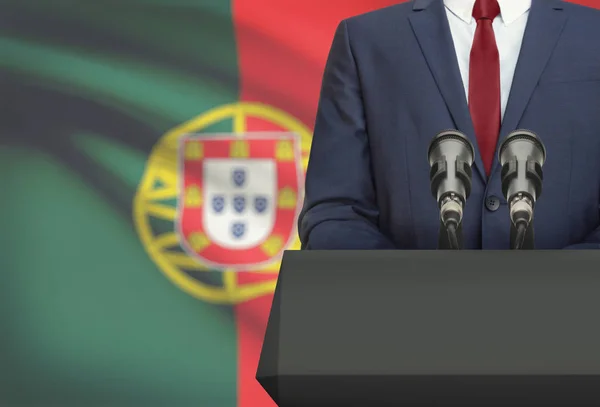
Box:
513;222;528;250
428;130;475;250
498;129;546;250
446;222;460;251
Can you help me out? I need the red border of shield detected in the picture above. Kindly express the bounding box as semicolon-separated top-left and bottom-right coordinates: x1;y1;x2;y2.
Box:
176;133;302;269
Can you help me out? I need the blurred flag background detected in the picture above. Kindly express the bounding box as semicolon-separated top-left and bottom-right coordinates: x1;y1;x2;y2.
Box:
1;0;598;406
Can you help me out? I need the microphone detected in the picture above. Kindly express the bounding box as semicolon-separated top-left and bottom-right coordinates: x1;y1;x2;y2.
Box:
498;129;546;250
428;130;475;249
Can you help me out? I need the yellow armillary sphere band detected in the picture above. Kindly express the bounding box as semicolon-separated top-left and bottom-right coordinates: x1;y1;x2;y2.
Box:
133;102;312;304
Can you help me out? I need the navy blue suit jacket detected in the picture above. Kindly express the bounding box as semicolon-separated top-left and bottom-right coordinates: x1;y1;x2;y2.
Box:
299;0;600;250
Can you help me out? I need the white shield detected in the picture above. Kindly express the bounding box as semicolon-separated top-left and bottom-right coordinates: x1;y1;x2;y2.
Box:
202;158;277;250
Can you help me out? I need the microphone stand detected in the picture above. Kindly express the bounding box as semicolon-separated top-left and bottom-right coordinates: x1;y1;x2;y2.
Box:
438;220;464;250
510;222;535;250
508;194;537;250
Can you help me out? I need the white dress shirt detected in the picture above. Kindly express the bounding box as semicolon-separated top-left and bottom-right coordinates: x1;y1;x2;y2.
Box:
444;0;531;120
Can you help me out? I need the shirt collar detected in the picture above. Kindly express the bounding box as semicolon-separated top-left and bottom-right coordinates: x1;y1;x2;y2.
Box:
444;0;532;26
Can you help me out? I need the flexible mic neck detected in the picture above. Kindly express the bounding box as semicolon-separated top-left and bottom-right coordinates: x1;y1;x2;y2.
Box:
440;193;462;250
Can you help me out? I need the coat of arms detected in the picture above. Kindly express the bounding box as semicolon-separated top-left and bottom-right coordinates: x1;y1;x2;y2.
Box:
178;133;301;268
134;102;311;304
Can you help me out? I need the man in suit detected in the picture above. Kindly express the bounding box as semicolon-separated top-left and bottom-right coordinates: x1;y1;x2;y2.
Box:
298;0;600;250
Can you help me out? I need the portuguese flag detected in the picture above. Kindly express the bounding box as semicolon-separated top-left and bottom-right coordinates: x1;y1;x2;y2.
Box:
1;0;598;406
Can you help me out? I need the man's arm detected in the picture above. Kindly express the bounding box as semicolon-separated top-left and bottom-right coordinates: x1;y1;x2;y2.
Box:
563;207;600;249
563;231;600;249
298;20;395;250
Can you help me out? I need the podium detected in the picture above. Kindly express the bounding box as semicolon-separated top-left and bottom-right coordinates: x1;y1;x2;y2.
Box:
257;250;600;406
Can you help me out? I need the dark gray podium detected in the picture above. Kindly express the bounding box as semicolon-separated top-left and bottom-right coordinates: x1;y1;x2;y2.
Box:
256;250;600;406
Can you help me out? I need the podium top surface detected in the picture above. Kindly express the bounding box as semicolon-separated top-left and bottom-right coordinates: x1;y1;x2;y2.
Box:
275;250;600;375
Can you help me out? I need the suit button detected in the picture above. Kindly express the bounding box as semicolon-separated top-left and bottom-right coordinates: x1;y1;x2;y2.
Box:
485;195;500;212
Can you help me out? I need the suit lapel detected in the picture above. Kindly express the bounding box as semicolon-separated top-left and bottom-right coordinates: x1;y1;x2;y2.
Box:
490;0;567;176
409;0;486;181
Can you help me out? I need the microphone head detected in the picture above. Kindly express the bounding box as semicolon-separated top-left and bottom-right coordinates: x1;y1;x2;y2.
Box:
498;129;546;167
428;130;475;206
428;130;475;167
498;129;546;207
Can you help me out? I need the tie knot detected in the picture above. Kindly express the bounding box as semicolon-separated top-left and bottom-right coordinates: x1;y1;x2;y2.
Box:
472;0;500;21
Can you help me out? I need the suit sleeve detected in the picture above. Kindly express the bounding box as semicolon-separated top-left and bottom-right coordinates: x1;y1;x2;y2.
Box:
297;20;395;250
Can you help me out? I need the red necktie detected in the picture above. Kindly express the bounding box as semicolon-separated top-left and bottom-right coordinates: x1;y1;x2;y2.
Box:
469;0;501;175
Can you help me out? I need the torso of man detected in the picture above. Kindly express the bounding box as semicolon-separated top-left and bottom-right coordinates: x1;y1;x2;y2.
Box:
299;0;600;250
